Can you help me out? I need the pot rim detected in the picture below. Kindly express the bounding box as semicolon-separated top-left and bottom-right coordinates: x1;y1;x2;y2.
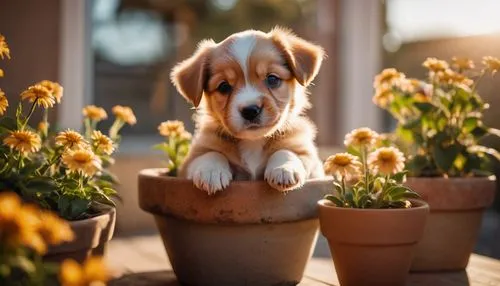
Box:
317;199;429;213
67;207;116;226
139;168;332;185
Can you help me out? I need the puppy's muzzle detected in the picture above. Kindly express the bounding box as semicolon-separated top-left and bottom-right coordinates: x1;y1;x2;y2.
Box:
240;105;262;121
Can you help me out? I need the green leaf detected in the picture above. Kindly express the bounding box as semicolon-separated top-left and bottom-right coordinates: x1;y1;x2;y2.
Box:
25;177;57;194
433;144;461;172
392;171;408;184
324;194;344;207
462;117;480;133
414;102;434;113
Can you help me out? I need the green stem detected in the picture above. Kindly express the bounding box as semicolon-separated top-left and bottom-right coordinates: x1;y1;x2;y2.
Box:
361;147;369;192
23;99;39;129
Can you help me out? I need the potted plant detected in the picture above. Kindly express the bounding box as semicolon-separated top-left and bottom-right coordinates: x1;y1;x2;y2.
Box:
0;34;136;263
318;127;429;286
139;120;331;286
372;57;500;271
0;192;110;286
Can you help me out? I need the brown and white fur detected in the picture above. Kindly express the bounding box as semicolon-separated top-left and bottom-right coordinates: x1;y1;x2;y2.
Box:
171;27;325;194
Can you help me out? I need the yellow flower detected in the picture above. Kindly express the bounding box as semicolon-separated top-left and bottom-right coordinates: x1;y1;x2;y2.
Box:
452;57;475;71
423;57;449;72
38;210;75;245
373;68;405;89
179;131;192;141
368;147;405;175
37;80;63;103
3;130;41;154
112;105;136;125
482;56;500;75
0;34;10;60
435;69;473;86
56;129;87;149
0;89;8;115
20;85;55;108
91;130;115;155
62;148;102;177
82;105;108;122
324;153;362;180
0;68;4;77
344;127;379;148
0;193;46;254
372;86;394;108
158;120;185;137
59;257;109;286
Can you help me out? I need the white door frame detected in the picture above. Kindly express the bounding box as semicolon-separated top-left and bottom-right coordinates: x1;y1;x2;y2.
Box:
58;0;93;130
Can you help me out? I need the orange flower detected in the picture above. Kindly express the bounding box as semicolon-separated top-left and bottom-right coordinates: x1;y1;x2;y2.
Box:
344;127;379;148
423;57;449;72
37;80;63;103
3;130;41;154
324;153;362;180
373;68;405;89
368;147;405;175
0;34;10;60
82;105;108;122
59;257;109;286
0;89;8;115
20;85;55;108
112;105;136;125
452;57;475;71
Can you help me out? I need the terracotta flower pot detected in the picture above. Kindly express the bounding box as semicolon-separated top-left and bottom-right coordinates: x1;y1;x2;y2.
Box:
44;208;116;264
405;177;496;271
318;199;429;286
138;168;331;286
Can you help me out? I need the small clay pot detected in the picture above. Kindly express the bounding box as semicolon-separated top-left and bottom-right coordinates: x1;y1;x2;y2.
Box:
44;208;116;264
405;177;496;271
318;199;429;286
138;168;332;286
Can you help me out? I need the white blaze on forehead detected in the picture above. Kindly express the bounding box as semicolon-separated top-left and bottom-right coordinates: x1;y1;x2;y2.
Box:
234;85;260;107
230;34;257;80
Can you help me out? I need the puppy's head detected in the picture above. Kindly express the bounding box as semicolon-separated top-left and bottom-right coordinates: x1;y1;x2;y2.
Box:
171;27;324;140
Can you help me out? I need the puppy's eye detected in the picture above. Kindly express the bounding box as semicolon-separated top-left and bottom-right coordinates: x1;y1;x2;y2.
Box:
265;74;281;89
217;81;232;95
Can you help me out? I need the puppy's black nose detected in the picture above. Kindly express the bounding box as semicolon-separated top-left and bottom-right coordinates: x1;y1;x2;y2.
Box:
241;105;262;121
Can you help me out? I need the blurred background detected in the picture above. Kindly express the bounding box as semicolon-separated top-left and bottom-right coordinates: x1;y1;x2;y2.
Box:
0;0;499;258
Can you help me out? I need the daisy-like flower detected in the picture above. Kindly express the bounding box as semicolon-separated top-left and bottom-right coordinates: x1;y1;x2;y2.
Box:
0;68;4;77
0;193;46;254
59;257;109;286
55;129;87;149
0;34;10;60
3;130;41;154
62;148;102;177
373;68;405;89
37;80;63;103
20;85;55;108
482;56;500;75
435;69;473;86
158;120;185;137
372;85;394;108
423;57;449;72
344;127;379;148
0;89;8;115
368;146;405;175
82;105;108;122
91;130;115;155
452;57;475;71
37;210;74;245
112;105;136;125
179;131;193;141
324;153;362;180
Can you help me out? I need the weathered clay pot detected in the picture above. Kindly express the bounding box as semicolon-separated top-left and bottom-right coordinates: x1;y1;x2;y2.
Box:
406;177;496;271
138;168;331;286
44;208;116;264
318;199;429;286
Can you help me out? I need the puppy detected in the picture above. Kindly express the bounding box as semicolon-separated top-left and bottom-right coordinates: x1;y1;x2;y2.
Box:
171;27;325;194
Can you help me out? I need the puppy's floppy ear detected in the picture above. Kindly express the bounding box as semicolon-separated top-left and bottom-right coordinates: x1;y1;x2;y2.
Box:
170;39;215;107
270;27;325;86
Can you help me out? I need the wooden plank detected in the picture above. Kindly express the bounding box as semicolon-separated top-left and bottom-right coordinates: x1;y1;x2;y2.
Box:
107;236;500;286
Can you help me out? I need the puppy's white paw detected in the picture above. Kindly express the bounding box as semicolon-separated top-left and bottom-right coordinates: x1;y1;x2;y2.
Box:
187;152;233;195
265;150;306;192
